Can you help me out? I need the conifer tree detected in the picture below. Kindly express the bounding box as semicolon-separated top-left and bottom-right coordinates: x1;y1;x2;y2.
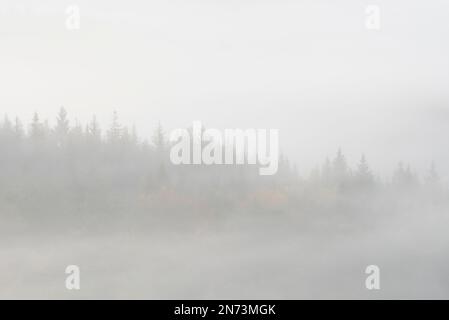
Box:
107;110;122;143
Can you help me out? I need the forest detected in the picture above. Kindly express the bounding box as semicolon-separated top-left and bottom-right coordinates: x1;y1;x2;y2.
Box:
0;107;447;234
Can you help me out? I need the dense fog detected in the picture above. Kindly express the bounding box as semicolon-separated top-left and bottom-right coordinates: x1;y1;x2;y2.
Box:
0;110;448;299
1;0;449;299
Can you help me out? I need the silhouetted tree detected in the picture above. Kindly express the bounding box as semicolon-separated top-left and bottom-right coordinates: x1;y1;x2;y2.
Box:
54;107;70;147
107;110;122;143
332;148;350;189
30;112;45;142
152;122;166;153
355;154;374;187
87;115;101;142
393;162;417;188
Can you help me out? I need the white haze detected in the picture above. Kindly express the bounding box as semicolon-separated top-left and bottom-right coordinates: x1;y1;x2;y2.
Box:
0;0;449;299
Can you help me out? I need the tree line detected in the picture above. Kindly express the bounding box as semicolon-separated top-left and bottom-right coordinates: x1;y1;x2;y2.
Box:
0;108;446;229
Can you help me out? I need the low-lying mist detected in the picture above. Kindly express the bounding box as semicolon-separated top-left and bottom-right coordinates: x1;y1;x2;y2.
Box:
1;109;448;299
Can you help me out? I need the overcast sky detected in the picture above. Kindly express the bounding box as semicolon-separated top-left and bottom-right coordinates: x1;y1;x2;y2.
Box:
1;0;448;178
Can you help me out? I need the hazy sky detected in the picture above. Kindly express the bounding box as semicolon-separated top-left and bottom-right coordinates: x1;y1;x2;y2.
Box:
1;0;448;178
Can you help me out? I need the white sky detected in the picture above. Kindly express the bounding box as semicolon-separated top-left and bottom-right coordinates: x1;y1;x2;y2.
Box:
1;0;448;178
